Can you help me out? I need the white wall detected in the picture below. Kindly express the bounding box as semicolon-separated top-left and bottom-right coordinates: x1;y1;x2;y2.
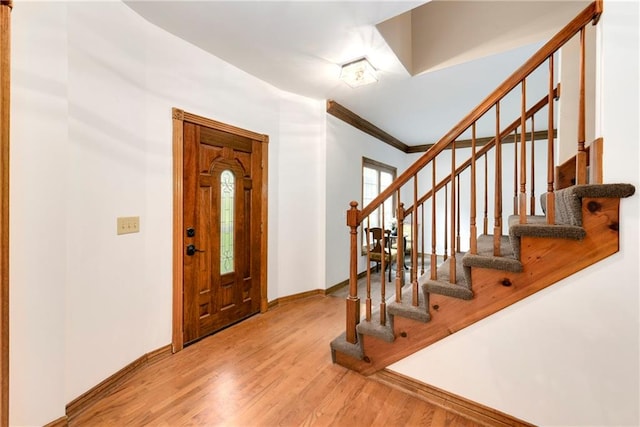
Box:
389;2;639;425
10;2;325;425
273;93;326;299
10;3;68;424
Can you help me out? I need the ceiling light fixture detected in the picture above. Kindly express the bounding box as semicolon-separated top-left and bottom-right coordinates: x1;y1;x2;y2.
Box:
339;58;378;88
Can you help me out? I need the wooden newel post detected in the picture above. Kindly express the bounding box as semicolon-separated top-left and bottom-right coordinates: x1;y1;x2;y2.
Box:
346;201;360;344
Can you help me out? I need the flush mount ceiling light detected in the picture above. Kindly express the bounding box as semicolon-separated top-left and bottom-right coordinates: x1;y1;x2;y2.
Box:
339;58;378;88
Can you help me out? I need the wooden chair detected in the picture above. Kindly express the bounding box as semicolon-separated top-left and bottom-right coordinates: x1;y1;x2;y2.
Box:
365;227;397;281
391;223;412;256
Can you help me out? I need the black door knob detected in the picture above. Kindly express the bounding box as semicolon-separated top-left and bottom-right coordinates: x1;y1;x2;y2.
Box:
186;244;204;256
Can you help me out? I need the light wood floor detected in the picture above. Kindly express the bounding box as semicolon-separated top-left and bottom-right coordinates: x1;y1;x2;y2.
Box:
71;295;482;426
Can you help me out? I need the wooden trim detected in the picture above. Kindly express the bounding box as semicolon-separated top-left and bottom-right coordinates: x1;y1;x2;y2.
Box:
326;270;369;295
267;290;325;309
183;111;268;143
589;137;603;184
171;108;185;353
0;2;11;426
407;129;556;153
66;344;172;421
43;416;68;427
327;98;556;156
374;370;535;427
260;135;269;313
327;100;409;152
556;137;602;189
362;156;397;174
172;108;269;350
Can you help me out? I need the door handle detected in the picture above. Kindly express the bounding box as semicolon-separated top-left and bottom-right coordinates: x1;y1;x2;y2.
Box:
186;244;205;256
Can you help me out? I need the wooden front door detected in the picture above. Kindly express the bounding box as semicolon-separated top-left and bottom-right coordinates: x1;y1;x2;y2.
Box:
179;113;266;346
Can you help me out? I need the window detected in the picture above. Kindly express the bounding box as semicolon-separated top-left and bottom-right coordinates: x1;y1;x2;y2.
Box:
220;169;235;275
362;157;396;229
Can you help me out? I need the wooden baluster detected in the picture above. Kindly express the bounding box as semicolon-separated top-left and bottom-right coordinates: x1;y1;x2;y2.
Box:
456;174;461;254
483;153;488;235
395;202;404;303
449;140;457;284
365;217;372;322
530;116;536;215
346;201;360;344
431;159;438;280
576;27;588;185
494;102;503;256
513;127;518;215
505;128;518;215
450;139;457;282
470;123;478;255
420;203;425;275
380;204;386;326
444;183;449;262
547;55;556;224
519;79;528;224
412;176;419;306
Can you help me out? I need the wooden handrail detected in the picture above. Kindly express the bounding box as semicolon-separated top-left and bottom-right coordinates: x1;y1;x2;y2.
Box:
357;1;600;224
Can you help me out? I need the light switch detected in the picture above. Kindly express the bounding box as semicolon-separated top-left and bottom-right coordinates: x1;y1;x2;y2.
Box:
117;216;140;235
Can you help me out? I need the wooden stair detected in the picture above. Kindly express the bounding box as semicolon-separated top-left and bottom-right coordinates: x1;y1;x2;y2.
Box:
331;184;635;375
330;1;628;379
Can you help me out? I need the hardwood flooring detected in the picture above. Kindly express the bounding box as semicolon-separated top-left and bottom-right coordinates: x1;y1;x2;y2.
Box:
70;295;482;426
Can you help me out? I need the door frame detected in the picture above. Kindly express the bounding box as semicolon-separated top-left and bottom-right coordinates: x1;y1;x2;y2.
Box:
171;108;269;353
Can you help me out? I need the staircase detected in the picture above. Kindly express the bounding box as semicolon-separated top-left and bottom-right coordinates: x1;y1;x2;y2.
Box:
329;0;636;375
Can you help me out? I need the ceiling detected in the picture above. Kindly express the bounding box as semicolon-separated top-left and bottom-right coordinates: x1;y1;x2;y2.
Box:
125;0;589;146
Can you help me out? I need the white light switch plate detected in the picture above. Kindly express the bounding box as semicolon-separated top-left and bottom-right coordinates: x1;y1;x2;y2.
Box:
117;216;140;235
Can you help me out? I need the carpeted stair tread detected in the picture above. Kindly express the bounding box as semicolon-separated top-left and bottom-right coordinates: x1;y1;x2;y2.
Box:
472;234;517;258
420;254;473;300
509;214;547;226
387;284;431;323
510;223;585;239
330;332;364;362
357;311;395;342
541;183;636;226
507;215;587;260
507;214;587;239
462;235;523;273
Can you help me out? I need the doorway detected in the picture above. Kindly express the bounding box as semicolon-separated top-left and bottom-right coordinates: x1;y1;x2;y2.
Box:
172;108;268;351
